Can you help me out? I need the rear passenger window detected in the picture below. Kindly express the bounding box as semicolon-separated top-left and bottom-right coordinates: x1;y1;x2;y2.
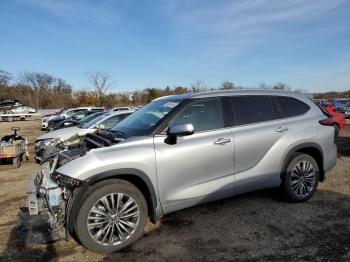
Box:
231;96;274;125
276;96;310;117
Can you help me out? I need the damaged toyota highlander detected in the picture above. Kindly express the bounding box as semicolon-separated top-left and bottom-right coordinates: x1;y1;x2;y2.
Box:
21;90;337;254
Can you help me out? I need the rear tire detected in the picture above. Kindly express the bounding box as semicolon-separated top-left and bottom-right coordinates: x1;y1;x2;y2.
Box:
282;153;319;202
74;179;148;254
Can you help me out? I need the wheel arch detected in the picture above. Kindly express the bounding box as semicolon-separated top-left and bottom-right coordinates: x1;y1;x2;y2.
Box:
67;168;159;235
281;143;325;182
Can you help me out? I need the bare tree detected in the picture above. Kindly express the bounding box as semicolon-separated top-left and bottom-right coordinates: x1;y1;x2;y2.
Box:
0;70;12;86
258;82;270;89
87;71;111;106
18;71;55;110
54;78;72;108
191;80;206;92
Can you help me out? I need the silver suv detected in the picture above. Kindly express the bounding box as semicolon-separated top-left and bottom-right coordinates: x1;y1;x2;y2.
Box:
21;90;337;254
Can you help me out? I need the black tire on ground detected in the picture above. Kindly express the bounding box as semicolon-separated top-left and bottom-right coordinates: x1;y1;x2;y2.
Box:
74;179;148;254
12;157;21;168
21;153;28;162
282;153;319;202
333;124;340;139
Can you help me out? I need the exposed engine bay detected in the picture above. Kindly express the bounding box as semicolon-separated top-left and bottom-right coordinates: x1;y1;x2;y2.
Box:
38;130;125;166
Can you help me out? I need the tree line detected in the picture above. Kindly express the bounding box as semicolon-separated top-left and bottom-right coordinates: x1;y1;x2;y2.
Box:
313;91;350;99
1;69;341;110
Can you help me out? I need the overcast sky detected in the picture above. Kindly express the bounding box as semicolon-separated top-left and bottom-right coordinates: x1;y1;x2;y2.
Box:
1;0;350;92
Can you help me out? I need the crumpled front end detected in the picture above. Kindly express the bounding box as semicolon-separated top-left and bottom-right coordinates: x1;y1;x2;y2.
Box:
21;130;123;244
19;155;83;244
20;173;66;243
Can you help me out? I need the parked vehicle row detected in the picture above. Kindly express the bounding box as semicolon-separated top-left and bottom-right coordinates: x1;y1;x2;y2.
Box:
21;90;337;254
41;107;105;130
315;99;350;119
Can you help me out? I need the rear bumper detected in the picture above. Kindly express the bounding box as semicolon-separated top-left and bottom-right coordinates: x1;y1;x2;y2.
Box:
324;143;337;174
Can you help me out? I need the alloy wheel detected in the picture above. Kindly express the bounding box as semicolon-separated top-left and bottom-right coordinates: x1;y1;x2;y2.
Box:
87;193;140;246
290;160;317;198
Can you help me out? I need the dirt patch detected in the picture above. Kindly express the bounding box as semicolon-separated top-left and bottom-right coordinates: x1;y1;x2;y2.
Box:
0;120;349;261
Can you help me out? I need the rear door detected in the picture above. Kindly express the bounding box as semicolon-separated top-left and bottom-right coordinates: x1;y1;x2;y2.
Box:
154;98;235;212
229;95;288;193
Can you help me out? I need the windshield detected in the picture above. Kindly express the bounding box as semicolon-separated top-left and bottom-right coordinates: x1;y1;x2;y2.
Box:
82;112;111;129
56;108;67;115
111;99;182;136
79;112;105;125
65;110;80;118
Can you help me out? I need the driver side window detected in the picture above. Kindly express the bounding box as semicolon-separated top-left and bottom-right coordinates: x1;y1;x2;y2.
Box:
171;98;224;132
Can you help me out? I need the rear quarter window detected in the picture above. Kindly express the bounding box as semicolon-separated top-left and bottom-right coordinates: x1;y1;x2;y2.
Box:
276;96;310;118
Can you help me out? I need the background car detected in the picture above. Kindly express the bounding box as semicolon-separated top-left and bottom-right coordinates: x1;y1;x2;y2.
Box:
0;99;20;108
35;110;134;162
342;101;350;119
111;107;131;111
45;107;104;131
321;106;346;138
7;106;36;114
41;108;68;129
52;111;105;130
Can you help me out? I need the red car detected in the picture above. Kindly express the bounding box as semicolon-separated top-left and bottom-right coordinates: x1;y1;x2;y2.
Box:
321;106;346;137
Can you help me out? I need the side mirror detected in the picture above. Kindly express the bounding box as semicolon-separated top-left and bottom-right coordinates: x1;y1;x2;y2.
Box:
165;123;194;145
168;123;194;136
97;124;106;130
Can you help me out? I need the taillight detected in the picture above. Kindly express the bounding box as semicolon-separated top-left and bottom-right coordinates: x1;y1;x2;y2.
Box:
319;118;337;126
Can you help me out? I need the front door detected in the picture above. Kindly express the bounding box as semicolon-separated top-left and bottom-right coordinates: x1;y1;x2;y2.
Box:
153;98;235;213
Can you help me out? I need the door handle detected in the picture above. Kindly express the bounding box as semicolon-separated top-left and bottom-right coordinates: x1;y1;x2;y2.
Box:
214;138;232;145
275;126;289;133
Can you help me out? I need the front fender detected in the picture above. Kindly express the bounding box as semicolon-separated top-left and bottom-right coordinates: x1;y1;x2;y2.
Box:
67;168;161;235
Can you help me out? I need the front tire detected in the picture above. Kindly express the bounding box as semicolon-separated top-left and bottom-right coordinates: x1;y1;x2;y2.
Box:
282;153;319;202
74;179;148;254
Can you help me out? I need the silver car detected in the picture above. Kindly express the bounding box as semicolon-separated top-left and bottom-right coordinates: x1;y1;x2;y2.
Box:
21;90;337;254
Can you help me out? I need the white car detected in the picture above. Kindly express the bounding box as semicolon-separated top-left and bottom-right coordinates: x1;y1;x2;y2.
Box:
41;109;68;130
7;106;36;114
35;110;134;162
111;107;131;111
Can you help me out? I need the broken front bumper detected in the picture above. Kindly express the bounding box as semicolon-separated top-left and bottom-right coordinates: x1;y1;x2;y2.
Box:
19;174;66;244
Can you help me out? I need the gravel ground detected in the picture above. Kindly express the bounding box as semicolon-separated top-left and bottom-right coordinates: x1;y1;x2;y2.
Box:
0;120;349;261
